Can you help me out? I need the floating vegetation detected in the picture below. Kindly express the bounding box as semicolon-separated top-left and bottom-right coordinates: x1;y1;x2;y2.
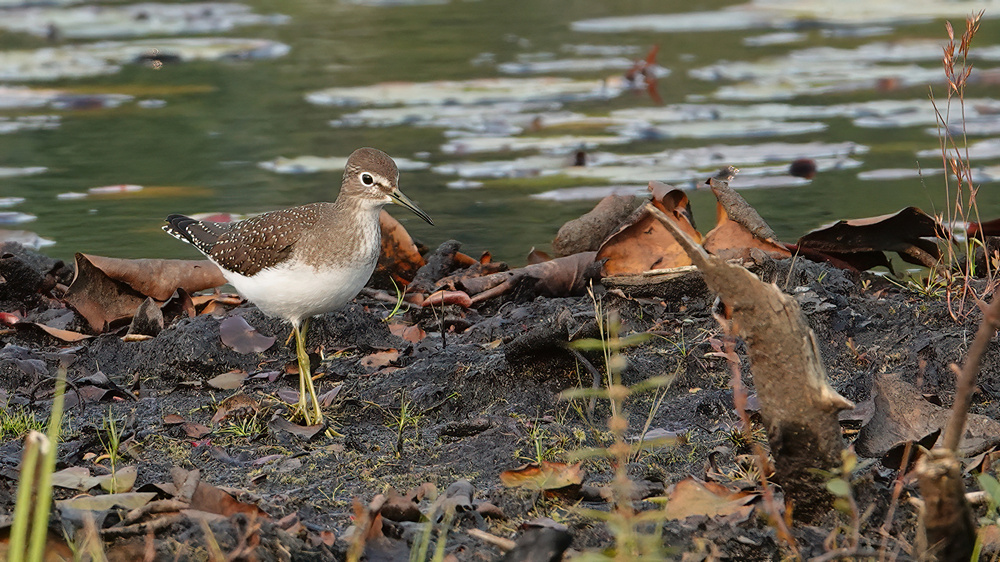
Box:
611;119;827;141
0;86;132;110
0;212;36;224
917;138;1000;160
0;116;59;133
857;168;943;181
331;104;608;136
743;32;807;47
432;155;568;179
0;197;26;208
571;1;1000;34
498;56;669;76
689;39;1000;101
258;155;429;174
445;180;484;189
433;142;862;191
0;38;290;81
0;167;45;178
1;3;288;39
441;134;630;155
88;184;142;195
0;229;54;249
306;77;626;107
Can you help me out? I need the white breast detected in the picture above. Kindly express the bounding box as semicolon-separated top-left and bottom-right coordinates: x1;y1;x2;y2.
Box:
222;259;377;325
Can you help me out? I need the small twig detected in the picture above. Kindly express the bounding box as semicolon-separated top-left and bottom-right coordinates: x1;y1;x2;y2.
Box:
568;347;602;416
877;441;912;561
121;499;189;526
810;548;881;562
469;275;521;305
466;528;516;551
101;513;185;538
942;295;1000;451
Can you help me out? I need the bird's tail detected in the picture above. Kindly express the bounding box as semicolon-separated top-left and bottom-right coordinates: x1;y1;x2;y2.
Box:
163;214;222;255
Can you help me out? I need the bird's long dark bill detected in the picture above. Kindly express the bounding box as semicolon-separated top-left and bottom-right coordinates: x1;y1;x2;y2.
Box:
391;189;434;225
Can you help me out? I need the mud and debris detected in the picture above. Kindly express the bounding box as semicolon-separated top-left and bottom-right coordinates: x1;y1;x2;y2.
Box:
1;228;999;559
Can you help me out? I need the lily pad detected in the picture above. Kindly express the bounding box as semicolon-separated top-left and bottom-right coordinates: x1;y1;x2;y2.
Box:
571;1;1000;34
498;57;669;76
0;166;46;178
0;115;59;133
0;38;290;81
306;77;626;107
1;3;289;39
258;155;429;174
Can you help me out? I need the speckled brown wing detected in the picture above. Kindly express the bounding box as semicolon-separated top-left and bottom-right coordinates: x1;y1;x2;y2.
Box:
208;203;324;277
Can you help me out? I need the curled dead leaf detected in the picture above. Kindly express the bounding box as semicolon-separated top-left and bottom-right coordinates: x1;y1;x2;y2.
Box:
376;210;426;285
597;183;700;276
797;206;946;270
63;253;226;333
553;193;637;257
663;477;756;521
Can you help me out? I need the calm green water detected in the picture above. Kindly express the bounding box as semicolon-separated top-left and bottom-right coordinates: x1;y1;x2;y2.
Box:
1;0;999;264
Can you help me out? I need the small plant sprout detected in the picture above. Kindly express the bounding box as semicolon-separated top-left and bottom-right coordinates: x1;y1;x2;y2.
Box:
560;285;677;560
384;276;408;322
97;407;124;494
388;389;422;457
810;449;876;554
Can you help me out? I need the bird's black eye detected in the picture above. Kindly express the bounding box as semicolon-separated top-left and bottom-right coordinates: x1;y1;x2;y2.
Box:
360;173;375;186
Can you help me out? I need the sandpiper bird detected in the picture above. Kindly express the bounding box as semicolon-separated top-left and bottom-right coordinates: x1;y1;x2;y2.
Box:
163;147;433;426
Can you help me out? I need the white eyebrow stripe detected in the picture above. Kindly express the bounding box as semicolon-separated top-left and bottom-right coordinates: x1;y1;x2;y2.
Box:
361;172;392;185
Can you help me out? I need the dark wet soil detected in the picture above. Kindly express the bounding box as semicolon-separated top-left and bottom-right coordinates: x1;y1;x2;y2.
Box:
1;246;998;560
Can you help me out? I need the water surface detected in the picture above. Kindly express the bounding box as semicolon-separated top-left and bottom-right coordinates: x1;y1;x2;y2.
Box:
1;0;999;263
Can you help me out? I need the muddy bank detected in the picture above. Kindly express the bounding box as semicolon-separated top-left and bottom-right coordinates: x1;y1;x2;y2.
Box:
1;244;998;560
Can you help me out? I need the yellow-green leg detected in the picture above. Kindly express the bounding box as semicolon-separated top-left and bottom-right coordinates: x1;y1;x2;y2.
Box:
293;320;323;426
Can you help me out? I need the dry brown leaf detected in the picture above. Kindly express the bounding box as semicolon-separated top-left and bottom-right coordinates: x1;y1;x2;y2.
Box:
663;477;756;521
98;465;137;493
24;322;91;342
526;248;551;264
855;373;1000;458
797;206;945;269
597;183;700;276
388;323;426;343
57;492;156;513
268;416;325;440
63;253;225;333
361;349;400;370
219;316;275;354
206;370;248;390
379;494;421;522
553;193;637;257
459;252;600;304
183;474;269;519
377;210;426;284
421;290;472;308
181;422;211;439
81;254;226;301
211;392;259;424
528;252;601;297
51;466;96;491
163;413;185;425
499;461;584;491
